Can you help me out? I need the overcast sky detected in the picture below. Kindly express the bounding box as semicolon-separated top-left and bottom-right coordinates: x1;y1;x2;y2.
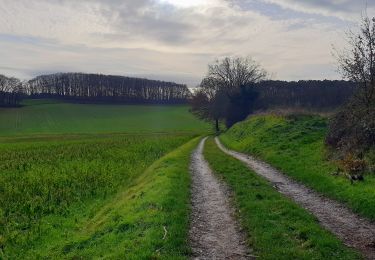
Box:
0;0;374;86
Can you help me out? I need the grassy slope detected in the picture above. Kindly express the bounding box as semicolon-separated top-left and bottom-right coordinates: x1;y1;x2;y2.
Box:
220;115;375;221
204;138;360;259
1;134;195;258
33;138;199;259
0;99;210;136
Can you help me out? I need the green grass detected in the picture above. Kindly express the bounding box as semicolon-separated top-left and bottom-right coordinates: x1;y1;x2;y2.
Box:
0;134;197;258
220;114;375;221
204;138;361;259
0;98;210;258
0;99;210;136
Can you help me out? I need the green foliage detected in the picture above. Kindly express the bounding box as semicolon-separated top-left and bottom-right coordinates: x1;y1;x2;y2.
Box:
0;99;210;136
220;114;375;220
0;134;195;258
204;138;360;259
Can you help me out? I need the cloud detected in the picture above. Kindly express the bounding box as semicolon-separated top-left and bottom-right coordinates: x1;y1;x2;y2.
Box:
0;0;369;85
260;0;374;21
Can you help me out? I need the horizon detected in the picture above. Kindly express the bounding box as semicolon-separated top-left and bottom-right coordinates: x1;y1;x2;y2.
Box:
1;0;374;87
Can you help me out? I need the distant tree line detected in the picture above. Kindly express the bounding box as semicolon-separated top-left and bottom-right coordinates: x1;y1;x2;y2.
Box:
0;72;357;110
0;74;23;107
254;80;356;110
26;73;191;104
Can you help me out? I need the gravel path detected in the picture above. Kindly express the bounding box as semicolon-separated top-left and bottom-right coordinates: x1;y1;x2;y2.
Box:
189;138;252;259
216;137;375;259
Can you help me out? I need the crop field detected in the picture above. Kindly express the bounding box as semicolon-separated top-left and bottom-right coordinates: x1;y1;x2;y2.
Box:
0;99;210;136
220;114;375;221
0;99;210;258
0;134;198;258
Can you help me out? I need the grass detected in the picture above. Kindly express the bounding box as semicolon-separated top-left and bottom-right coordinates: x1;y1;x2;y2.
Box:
0;99;210;136
0;134;197;258
32;137;199;259
220;114;375;221
0;98;210;258
204;137;361;259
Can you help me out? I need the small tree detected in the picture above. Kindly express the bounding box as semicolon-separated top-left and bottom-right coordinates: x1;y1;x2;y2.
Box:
191;57;266;131
337;15;375;112
327;14;375;178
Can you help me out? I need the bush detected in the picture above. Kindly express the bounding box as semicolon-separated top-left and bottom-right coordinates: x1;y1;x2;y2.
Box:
326;99;375;157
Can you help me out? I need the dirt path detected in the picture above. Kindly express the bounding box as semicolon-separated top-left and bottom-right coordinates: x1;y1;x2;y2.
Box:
216;137;375;259
189;138;252;259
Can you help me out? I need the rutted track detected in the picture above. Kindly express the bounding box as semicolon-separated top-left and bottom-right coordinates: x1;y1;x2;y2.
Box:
216;137;375;259
189;138;251;259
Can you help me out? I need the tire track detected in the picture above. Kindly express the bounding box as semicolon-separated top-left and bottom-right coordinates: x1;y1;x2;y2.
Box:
216;137;375;259
189;137;252;259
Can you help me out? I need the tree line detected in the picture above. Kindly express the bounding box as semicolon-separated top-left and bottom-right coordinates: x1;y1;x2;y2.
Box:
254;80;356;110
1;72;356;110
27;73;191;104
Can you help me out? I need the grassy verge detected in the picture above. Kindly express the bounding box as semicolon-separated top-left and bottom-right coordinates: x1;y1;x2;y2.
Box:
204;138;361;260
48;137;199;259
1;134;196;258
220;115;375;221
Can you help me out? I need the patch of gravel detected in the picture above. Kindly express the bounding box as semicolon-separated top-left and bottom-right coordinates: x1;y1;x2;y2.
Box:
216;137;375;259
189;138;253;259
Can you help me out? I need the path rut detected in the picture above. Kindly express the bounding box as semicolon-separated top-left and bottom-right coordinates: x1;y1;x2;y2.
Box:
189;138;251;259
216;137;375;259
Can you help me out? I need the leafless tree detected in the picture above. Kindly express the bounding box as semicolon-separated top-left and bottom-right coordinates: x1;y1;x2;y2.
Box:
327;14;375;157
207;57;267;91
336;15;375;113
191;57;267;131
0;75;23;107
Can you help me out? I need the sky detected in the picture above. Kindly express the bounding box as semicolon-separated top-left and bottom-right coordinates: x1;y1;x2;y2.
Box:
0;0;374;86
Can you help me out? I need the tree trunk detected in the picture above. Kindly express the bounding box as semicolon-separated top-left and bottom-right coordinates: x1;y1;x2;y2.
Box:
215;118;220;133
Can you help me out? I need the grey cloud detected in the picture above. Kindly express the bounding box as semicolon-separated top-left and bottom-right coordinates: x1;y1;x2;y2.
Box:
0;0;357;84
262;0;374;20
90;0;196;45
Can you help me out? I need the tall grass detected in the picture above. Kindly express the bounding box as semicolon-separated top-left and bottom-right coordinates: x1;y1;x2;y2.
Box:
0;134;193;257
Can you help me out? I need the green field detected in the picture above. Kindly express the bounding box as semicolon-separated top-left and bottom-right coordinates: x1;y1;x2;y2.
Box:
0;99;210;136
1;134;199;258
220;114;375;221
0;100;210;258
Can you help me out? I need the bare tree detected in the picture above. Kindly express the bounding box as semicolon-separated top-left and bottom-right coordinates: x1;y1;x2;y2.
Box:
191;57;267;131
0;75;23;107
327;14;375;159
207;57;267;91
336;15;375;113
